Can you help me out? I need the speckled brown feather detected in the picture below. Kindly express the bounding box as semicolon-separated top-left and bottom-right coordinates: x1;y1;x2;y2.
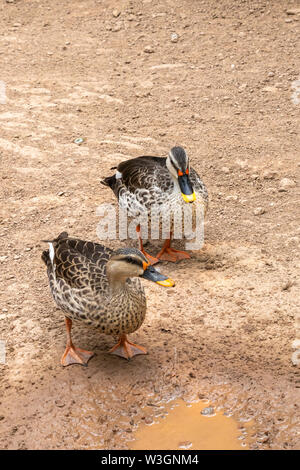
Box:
42;234;147;336
101;154;208;239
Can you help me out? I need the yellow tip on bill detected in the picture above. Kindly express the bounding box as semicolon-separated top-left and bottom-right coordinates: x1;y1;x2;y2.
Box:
156;278;175;287
181;192;196;203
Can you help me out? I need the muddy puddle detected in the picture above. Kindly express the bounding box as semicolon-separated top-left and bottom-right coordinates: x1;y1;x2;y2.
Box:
130;399;253;450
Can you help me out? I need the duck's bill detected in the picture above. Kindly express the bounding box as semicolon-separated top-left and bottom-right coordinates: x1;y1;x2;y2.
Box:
142;266;175;287
178;174;196;203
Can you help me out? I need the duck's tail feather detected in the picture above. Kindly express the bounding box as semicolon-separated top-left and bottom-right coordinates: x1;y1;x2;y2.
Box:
41;249;50;266
100;175;116;189
41;232;69;265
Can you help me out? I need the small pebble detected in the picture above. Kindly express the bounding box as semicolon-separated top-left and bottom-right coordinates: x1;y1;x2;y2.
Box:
286;9;300;15
201;407;214;416
112;9;120;18
54;399;65;408
278;178;296;192
144;46;154;53
171;33;179;43
253;207;265;216
74;137;84;145
263;170;278;180
144;416;153;425
178;441;192;449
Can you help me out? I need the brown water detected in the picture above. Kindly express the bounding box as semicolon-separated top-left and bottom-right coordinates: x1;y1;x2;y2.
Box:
131;399;252;450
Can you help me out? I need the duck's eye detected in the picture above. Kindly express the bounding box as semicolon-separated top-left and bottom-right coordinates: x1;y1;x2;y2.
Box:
125;257;143;267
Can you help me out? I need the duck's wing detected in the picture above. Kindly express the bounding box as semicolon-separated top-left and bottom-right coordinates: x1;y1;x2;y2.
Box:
118;156;171;191
43;233;112;292
101;156;171;197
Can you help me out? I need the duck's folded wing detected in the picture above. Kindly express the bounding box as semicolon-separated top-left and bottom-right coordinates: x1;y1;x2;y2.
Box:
117;156;170;192
54;238;111;291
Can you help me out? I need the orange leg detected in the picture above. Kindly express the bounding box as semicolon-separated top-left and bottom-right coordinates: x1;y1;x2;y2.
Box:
61;317;94;367
136;224;159;265
109;334;147;360
156;232;191;262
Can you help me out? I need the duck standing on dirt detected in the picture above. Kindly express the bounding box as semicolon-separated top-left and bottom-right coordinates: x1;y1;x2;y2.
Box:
101;146;208;264
42;232;174;365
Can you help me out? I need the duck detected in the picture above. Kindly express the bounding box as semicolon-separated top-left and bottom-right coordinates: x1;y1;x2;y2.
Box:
101;146;208;264
42;232;175;365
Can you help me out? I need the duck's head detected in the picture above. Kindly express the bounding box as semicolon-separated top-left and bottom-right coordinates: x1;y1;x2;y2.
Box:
107;248;175;287
166;146;196;203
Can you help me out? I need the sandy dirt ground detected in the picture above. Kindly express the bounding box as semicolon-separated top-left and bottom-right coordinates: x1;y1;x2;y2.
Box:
0;0;299;450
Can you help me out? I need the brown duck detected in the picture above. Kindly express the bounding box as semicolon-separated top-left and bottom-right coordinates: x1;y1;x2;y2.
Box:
42;232;174;365
101;146;208;264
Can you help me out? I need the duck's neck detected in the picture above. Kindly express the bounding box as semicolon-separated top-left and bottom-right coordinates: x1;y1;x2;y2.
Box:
169;175;181;194
108;276;129;296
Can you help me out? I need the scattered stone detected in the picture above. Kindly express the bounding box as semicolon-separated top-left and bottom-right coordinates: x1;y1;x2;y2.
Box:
268;71;275;77
178;441;192;449
55;399;65;408
253;207;265;216
73;137;84;145
282;280;294;291
285;19;293;23
112;9;120;18
6;0;15;3
171;33;179;43
286;9;300;15
57;191;65;197
225;195;238;201
262;169;278;180
201;407;214;416
144;46;154;53
278;178;296;191
189;371;196;378
144;416;153;425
